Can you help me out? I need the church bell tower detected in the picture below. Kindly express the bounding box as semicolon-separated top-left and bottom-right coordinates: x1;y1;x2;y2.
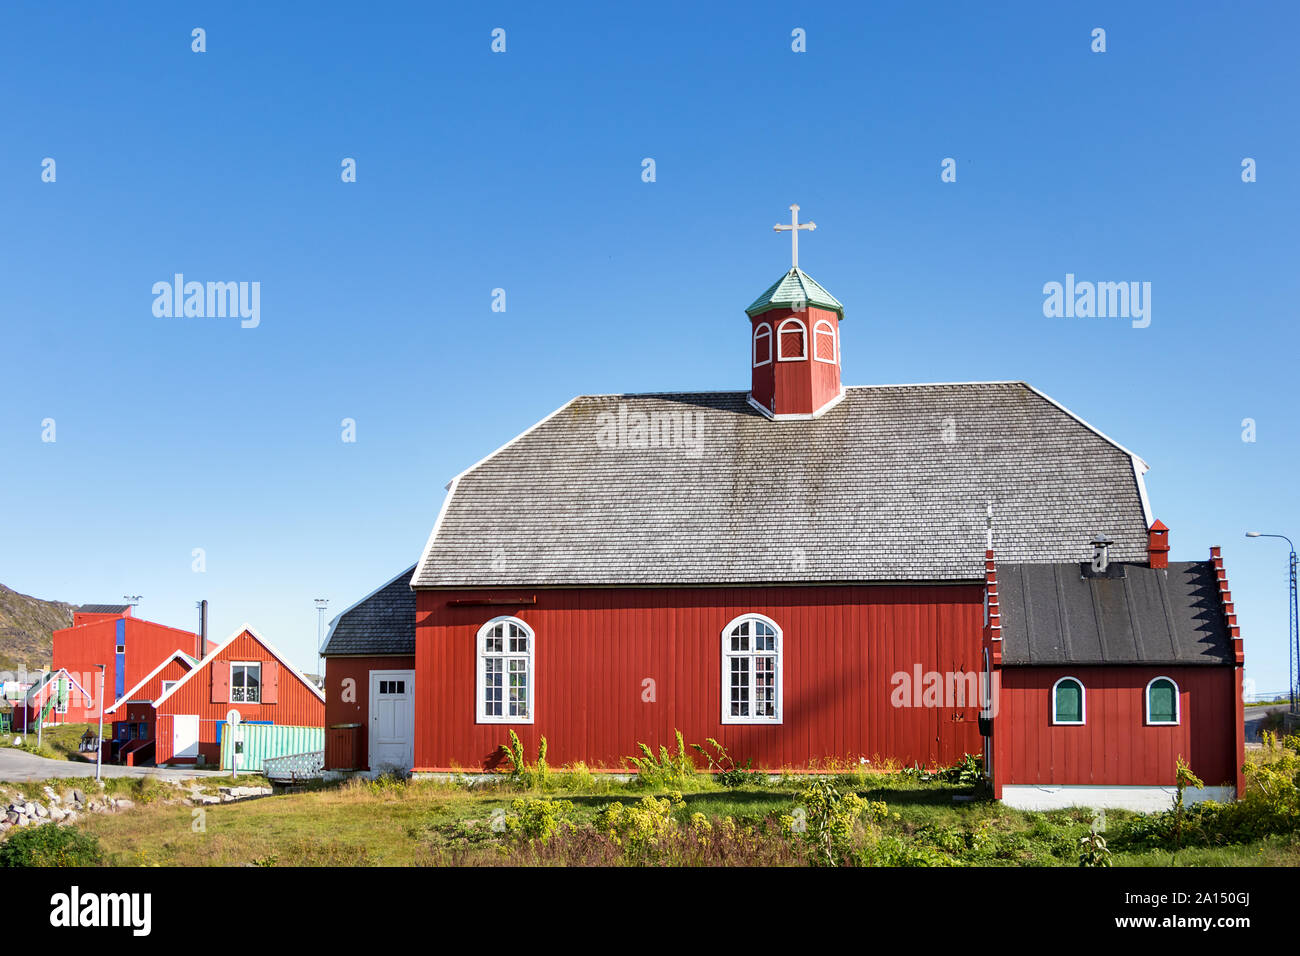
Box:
745;204;845;419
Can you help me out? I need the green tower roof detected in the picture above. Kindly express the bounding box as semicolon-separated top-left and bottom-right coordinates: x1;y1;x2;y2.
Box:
744;268;844;318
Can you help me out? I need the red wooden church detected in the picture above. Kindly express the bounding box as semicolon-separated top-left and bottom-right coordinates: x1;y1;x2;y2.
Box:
323;207;1244;809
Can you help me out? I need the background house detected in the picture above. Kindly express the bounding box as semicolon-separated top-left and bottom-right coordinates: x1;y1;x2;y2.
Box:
151;626;324;766
52;604;213;723
104;650;198;766
11;668;93;732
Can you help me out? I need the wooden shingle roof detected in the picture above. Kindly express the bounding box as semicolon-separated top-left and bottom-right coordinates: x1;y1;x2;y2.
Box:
413;382;1152;588
320;566;417;657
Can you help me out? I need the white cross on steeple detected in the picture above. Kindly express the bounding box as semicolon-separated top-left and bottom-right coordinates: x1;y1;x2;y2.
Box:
773;203;816;269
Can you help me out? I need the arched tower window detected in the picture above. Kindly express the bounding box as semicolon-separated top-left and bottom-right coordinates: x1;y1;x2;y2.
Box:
777;318;807;361
813;319;837;363
753;322;772;367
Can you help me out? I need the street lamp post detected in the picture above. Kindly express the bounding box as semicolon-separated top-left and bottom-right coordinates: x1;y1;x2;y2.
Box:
1245;532;1299;715
95;664;106;782
315;599;329;679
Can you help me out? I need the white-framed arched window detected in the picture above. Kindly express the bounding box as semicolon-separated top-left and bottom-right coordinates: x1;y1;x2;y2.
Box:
776;318;807;361
1051;676;1085;725
813;319;837;364
721;613;782;724
753;322;772;367
1145;676;1180;725
476;616;535;724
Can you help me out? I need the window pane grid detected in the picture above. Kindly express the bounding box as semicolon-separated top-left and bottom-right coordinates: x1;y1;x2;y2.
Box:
724;618;779;723
480;619;533;722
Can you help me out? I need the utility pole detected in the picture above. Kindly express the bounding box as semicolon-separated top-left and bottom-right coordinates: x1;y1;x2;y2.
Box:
1245;532;1299;715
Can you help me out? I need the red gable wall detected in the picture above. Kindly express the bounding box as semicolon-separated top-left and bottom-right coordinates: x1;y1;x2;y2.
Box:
52;617;201;723
108;656;193;714
154;629;324;765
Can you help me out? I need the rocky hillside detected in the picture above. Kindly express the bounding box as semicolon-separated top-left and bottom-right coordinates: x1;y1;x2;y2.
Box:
0;584;74;672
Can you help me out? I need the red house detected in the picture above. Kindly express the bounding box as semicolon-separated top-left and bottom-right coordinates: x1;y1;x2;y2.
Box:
11;669;94;733
150;626;324;766
51;604;212;724
103;650;198;765
324;229;1244;810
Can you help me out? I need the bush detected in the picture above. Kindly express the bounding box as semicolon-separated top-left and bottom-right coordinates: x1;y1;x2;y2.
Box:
504;798;575;843
1116;735;1300;852
784;778;887;866
856;834;960;867
691;738;758;789
498;731;550;789
0;825;103;867
624;731;696;788
596;792;685;861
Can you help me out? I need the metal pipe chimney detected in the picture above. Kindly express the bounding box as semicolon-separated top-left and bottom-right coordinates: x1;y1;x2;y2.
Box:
197;600;208;659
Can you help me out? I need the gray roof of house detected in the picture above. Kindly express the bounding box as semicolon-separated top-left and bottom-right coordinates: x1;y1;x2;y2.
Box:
997;561;1233;665
320;566;417;657
77;604;130;614
413;382;1152;587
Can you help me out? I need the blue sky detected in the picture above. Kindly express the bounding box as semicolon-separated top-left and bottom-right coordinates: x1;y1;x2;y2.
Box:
1;2;1296;691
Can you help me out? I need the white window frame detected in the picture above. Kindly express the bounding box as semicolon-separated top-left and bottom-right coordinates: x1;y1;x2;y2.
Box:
812;319;837;364
720;613;783;725
476;616;535;724
1144;676;1180;725
752;322;773;368
161;680;177;695
1051;675;1085;725
229;661;262;704
776;318;807;361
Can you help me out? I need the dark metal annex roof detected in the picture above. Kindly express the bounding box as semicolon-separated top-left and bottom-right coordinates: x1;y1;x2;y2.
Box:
320;566;417;657
997;560;1233;666
414;383;1152;588
76;604;131;614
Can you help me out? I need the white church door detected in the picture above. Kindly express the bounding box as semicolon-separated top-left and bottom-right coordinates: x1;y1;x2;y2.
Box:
369;670;415;773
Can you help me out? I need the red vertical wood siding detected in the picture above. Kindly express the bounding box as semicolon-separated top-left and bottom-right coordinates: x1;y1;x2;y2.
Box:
154;630;324;765
52;617;201;722
749;306;841;416
322;655;416;770
414;585;984;772
997;666;1239;788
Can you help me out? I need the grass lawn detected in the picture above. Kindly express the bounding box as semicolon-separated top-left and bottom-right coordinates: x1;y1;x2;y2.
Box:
62;769;1300;867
